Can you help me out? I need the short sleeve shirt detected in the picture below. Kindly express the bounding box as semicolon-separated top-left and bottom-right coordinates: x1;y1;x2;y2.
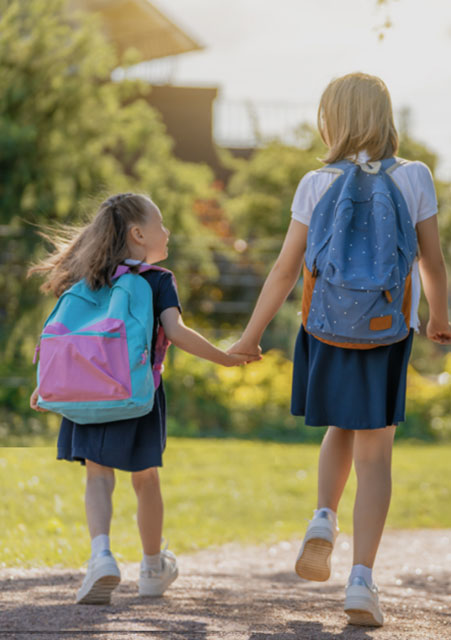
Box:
122;262;181;365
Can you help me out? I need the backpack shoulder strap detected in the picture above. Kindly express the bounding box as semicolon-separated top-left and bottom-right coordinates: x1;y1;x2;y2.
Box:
112;263;174;280
318;160;350;174
111;263;175;387
384;157;409;175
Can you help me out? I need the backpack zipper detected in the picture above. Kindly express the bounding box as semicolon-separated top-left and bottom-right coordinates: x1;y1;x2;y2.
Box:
32;341;41;364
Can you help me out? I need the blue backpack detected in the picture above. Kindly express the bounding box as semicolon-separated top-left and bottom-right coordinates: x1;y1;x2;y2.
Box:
33;264;171;423
302;157;417;348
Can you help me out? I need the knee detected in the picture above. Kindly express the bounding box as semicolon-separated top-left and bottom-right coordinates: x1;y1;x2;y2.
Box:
131;467;160;493
86;460;115;489
353;444;393;474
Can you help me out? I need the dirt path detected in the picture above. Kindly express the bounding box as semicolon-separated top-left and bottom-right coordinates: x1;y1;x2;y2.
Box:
0;530;450;640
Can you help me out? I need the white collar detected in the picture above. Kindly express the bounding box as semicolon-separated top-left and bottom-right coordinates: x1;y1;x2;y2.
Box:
349;150;370;163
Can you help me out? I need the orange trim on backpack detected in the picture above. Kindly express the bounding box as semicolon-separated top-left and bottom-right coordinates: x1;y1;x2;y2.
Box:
401;271;412;329
301;266;412;349
301;263;316;326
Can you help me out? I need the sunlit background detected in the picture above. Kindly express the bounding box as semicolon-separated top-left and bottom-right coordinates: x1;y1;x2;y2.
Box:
0;0;450;446
0;0;450;571
149;0;451;178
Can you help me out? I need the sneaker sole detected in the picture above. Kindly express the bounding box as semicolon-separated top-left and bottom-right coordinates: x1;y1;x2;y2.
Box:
345;600;383;627
295;537;332;582
76;573;121;605
139;568;179;597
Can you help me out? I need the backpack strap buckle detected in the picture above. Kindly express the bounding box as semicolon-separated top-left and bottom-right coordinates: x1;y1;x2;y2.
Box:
360;161;381;174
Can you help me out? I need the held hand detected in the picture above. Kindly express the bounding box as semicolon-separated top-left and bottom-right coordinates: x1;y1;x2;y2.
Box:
426;319;451;344
222;351;261;367
227;338;262;360
30;387;48;412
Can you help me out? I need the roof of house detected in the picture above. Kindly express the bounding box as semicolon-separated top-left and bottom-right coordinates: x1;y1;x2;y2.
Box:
71;0;204;61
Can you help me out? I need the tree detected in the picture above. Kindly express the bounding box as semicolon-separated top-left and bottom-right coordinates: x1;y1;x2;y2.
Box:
0;0;216;442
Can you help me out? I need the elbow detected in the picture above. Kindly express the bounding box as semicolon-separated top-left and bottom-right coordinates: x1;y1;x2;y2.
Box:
163;322;185;345
272;261;301;285
163;326;178;343
163;327;175;342
418;254;446;274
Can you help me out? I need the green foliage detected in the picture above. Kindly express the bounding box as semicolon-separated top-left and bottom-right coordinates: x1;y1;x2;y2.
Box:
1;1;449;445
0;441;450;567
165;348;318;441
0;0;217;433
225;125;327;240
169;349;451;442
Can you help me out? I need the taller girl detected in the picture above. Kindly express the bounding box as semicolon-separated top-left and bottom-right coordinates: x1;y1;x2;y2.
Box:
230;72;451;627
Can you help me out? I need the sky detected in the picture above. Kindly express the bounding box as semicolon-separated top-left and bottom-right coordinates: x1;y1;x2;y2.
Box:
150;0;451;179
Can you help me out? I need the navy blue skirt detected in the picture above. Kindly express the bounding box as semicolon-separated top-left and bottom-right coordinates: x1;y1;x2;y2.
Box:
57;382;167;472
291;326;414;430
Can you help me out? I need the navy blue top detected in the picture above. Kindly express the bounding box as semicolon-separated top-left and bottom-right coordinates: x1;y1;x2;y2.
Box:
57;267;181;472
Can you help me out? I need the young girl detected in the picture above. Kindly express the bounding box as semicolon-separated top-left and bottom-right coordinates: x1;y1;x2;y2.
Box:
28;192;258;605
229;72;451;627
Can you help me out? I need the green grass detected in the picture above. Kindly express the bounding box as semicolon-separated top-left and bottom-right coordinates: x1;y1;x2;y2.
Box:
1;440;450;568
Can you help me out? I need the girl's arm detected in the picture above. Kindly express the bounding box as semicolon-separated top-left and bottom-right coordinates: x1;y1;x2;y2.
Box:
228;219;308;355
160;307;260;366
416;215;451;344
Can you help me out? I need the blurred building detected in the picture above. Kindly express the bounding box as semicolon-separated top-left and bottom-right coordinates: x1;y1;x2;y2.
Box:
71;0;226;177
70;1;314;183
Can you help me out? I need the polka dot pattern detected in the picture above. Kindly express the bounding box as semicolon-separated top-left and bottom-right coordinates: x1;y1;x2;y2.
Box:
304;158;418;346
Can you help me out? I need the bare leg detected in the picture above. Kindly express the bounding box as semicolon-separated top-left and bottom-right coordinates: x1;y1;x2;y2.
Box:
352;426;396;567
295;426;353;581
85;460;115;539
131;467;163;556
317;426;354;511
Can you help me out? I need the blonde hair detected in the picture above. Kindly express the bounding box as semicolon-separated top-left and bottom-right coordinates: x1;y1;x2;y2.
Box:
28;193;155;298
318;72;399;164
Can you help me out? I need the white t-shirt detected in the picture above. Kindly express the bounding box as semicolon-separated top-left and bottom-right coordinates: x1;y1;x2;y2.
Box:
291;150;438;332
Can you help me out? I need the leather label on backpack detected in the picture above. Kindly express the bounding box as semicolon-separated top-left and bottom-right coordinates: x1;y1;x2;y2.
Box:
369;315;392;332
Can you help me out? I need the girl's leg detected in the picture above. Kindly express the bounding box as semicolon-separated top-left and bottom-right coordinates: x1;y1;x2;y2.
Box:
77;460;120;605
352;425;396;568
295;426;353;581
85;459;115;539
131;467;163;556
317;426;355;511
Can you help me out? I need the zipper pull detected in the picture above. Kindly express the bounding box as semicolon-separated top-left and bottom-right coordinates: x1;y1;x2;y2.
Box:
140;348;148;365
32;342;40;364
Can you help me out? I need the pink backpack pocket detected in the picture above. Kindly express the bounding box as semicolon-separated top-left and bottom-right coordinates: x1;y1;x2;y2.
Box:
38;319;132;403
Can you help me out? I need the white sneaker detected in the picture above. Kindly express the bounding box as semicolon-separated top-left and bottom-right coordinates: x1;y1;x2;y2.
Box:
295;509;339;581
76;550;121;605
344;576;384;627
139;548;178;597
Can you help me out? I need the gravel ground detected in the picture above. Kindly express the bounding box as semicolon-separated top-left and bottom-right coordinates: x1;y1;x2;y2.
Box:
0;530;450;640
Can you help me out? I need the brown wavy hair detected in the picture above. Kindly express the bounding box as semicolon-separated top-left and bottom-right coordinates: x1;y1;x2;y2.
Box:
27;193;154;298
318;72;399;164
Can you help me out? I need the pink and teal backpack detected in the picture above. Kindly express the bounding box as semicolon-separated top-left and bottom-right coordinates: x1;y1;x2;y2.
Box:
33;264;171;424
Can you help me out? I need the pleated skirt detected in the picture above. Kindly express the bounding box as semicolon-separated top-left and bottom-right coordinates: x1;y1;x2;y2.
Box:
57;382;167;472
291;326;414;430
